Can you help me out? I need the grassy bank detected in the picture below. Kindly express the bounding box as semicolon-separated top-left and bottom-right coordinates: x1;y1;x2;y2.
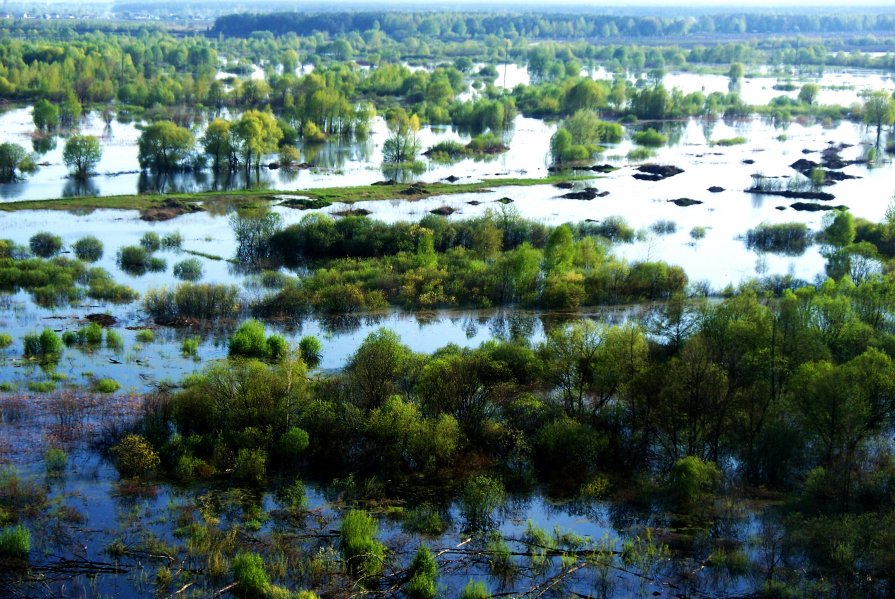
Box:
0;175;593;219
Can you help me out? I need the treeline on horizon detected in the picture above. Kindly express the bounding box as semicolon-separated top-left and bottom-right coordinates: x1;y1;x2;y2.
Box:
212;10;895;40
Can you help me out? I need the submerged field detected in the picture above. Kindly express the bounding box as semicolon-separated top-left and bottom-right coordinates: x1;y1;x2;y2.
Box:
1;11;895;598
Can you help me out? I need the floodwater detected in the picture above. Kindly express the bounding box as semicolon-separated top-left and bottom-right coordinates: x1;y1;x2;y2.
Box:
0;59;893;598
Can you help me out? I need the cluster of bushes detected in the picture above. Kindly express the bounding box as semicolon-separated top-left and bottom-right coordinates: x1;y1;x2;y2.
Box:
144;283;240;322
425;132;508;162
0;244;138;307
745;222;812;255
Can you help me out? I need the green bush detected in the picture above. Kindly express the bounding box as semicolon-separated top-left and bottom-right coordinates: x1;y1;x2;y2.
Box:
298;336;322;367
181;337;200;357
668;455;721;511
0;524;31;559
173;258;203;281
72;236;103;262
135;329;155;343
459;580;490;599
632;128;667;147
278;427;309;461
23;328;63;359
341;509;386;579
229;319;268;358
94;378;121;393
44;448;68;475
266;335;288;361
460;475;505;530
147;256;167;272
161;231;182;249
234;448;267;486
113;434;160;478
0;333;12;349
405;546;438;599
105;329;124;351
29;232;62;258
140;232;161;252
713;136;747;146
231;551;270;598
144;283;240;321
117;245;151;274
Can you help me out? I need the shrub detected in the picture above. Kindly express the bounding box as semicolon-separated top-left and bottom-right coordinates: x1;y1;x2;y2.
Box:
135;329;155;343
0;333;11;349
181;337;200;357
341;510;386;579
161;231;182;249
459;580;490;599
173;258;203;281
229;319;268;358
460;476;505;530
0;524;31;559
745;222;810;256
147;256;167;272
234;448;267;486
266;335;288;361
278;427;309;461
23;328;63;359
298;336;322;367
113;434;160;477
632;128;667;147
94;378;121;393
44;448;68;475
690;226;708;240
231;551;270;598
72;236;103;262
140;232;161;252
144;283;240;321
713;136;747;146
668;455;721;511
405;546;438;599
533;417;605;479
85;268;139;303
29;232;62;258
105;329;124;352
117;245;151;274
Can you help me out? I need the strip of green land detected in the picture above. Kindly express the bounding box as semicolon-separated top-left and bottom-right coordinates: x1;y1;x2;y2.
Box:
0;175;593;218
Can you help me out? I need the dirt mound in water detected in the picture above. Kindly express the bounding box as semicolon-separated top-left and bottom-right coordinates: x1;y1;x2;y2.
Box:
430;206;458;216
401;184;429;196
708;186;725;193
372;179;397;186
634;164;684;180
668;198;702;207
332;208;372;217
790;202;848;212
141;198;204;222
85;313;117;327
560;188;600;200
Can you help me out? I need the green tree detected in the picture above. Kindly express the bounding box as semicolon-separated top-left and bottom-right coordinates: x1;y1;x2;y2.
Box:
202;118;235;171
382;111;421;164
234;110;283;170
0;143;31;182
863;90;895;146
32;99;59;132
62;134;102;178
798;83;820;105
823;210;856;247
137;121;195;171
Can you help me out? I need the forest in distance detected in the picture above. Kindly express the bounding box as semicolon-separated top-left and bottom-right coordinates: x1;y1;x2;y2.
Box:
1;3;895;599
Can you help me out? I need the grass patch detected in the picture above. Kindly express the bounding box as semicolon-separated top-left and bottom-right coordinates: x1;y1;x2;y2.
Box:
712;136;747;146
0;176;589;217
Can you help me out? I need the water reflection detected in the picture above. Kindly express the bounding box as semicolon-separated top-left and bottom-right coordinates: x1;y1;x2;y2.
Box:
62;177;99;197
